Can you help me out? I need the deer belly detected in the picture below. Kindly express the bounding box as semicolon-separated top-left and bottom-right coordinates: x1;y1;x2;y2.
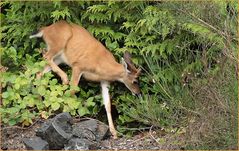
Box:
54;51;70;66
82;72;102;81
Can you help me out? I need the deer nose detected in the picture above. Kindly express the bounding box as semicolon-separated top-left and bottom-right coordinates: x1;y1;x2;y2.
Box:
136;93;142;98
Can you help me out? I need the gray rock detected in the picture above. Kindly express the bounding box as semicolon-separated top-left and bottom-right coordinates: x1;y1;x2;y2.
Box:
96;121;109;140
35;112;73;149
72;119;97;141
35;119;52;139
25;113;108;150
23;136;49;150
64;137;95;150
72;119;109;141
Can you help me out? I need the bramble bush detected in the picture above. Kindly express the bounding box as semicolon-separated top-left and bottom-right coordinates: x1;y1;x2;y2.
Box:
1;1;237;149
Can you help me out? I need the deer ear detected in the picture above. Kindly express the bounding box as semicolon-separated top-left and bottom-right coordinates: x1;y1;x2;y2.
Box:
124;51;131;60
123;51;138;73
121;58;130;74
136;68;142;77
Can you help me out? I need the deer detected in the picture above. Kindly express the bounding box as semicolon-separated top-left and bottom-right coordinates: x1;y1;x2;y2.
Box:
29;20;141;139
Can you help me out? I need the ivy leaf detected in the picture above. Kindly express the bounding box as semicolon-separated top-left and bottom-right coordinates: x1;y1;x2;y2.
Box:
70;110;76;116
106;41;118;50
69;99;80;109
77;107;90;116
43;100;51;107
49;79;58;85
2;92;9;98
37;85;46;96
63;105;71;112
28;98;35;107
85;97;95;107
39;61;47;67
9;119;17;126
14;83;20;90
51;102;60;111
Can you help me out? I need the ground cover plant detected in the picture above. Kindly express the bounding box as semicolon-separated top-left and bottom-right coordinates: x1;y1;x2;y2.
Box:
1;1;238;149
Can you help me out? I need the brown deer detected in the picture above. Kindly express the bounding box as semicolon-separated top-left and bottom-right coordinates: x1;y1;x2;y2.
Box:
30;20;141;139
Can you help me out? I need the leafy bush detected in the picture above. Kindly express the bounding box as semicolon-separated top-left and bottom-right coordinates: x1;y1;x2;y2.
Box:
0;60;101;126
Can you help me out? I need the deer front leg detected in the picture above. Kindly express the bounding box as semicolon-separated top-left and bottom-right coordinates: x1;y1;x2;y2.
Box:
36;48;51;79
36;65;51;79
70;66;82;95
36;56;64;80
41;48;69;85
101;81;118;139
47;59;69;85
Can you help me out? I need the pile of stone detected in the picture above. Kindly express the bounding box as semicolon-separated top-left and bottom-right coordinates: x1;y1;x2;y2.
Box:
23;113;109;150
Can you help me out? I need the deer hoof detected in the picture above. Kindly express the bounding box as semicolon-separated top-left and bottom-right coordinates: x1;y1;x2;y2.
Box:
62;80;69;85
112;134;118;139
110;130;118;139
70;90;76;96
36;72;43;79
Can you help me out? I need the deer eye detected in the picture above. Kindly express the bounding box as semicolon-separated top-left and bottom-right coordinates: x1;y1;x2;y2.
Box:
132;80;138;84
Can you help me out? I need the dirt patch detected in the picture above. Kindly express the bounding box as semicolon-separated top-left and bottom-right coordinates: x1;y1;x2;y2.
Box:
1;120;43;150
1;119;185;150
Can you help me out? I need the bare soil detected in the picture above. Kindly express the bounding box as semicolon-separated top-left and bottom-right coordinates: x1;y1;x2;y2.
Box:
1;119;186;150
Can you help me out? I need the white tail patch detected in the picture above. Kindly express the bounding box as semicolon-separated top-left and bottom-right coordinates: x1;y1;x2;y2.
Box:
29;31;43;39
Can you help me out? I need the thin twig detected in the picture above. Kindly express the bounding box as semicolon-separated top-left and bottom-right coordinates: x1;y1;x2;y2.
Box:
2;126;28;130
179;105;201;116
2;118;42;131
120;127;152;131
149;125;161;146
74;117;107;126
124;133;150;147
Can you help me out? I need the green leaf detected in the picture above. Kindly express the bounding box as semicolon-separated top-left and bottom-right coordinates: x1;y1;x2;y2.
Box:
63;105;71;112
85;97;95;107
39;61;47;67
14;83;20;89
2;92;9;98
50;90;58;97
77;107;89;116
49;79;58;85
37;85;46;96
70;99;80;109
28;98;35;107
51;102;61;111
70;85;80;91
9;119;17;126
70;110;76;115
43;100;51;107
2;118;9;124
41;79;49;85
19;101;27;108
8;107;20;114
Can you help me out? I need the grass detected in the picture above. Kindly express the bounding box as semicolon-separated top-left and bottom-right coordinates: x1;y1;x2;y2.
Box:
122;56;238;149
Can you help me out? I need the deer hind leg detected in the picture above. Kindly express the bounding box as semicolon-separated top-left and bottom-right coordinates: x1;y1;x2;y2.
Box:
101;81;118;139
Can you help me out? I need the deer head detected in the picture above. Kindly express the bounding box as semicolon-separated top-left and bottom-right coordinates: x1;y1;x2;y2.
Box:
121;51;142;96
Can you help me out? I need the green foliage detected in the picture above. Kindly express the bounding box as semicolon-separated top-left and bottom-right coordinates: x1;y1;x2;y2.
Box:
1;1;237;149
0;60;101;126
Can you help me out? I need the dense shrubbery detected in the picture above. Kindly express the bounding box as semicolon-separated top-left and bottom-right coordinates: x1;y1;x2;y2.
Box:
1;1;237;149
